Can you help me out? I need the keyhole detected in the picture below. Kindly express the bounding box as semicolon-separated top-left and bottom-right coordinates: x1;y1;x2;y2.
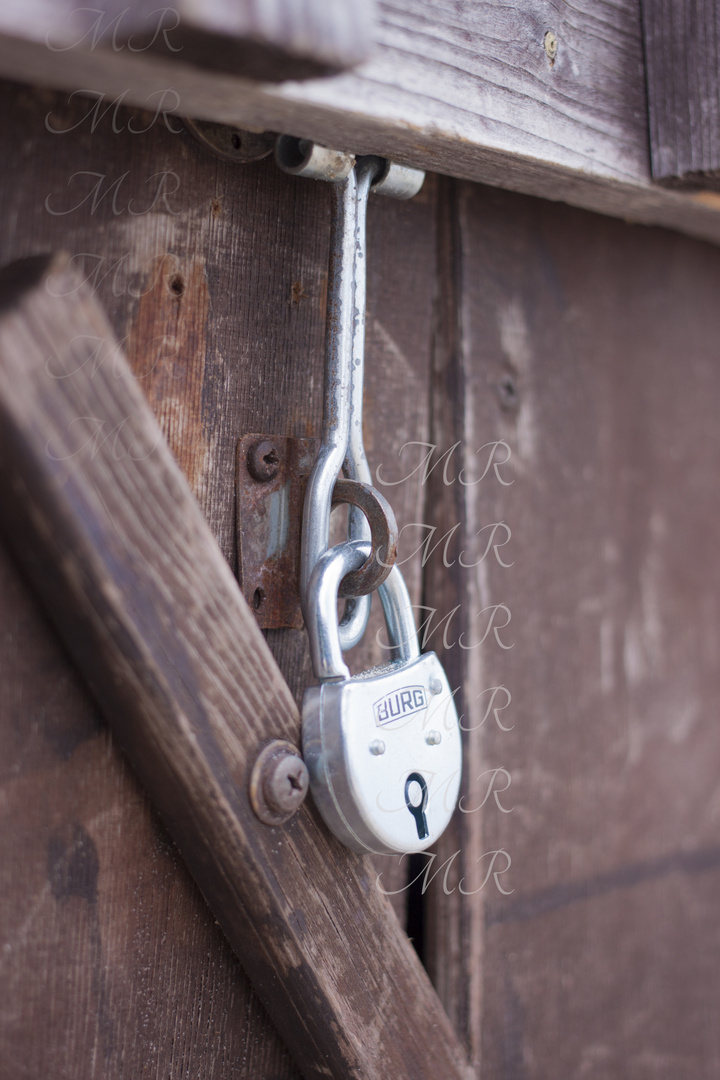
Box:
404;772;429;840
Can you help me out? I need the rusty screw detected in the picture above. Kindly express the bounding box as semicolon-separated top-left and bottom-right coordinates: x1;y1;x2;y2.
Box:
250;740;309;826
247;439;280;482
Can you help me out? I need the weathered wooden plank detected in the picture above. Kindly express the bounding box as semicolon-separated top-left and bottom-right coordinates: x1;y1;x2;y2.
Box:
423;179;720;1076
8;0;373;80
3;2;720;244
0;253;473;1080
641;0;720;187
0;79;443;1054
419;176;485;1070
0;78;327;1080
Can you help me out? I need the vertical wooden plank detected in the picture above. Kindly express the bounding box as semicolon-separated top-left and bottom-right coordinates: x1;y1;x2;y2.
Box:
642;0;720;187
425;180;720;1076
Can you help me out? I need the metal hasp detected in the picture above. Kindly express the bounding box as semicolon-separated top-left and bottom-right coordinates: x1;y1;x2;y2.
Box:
236;433;318;629
276;138;463;856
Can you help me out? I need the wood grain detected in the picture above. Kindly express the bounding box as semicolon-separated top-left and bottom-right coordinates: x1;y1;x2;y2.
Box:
0;252;473;1080
422;178;720;1077
0;78;329;1080
641;0;720;187
0;542;299;1080
3;2;720;244
0;80;444;1069
420;176;485;1070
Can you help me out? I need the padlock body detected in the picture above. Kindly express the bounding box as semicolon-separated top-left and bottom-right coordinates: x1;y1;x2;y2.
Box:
302;652;462;855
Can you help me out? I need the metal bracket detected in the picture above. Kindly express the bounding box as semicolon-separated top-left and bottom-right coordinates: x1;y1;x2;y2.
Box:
236;434;318;630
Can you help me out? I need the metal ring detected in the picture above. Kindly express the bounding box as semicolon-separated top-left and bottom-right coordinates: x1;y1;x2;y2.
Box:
331;479;397;597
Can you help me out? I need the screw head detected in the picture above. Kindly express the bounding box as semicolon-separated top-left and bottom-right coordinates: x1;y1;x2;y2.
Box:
544;30;558;62
247;439;280;482
425;730;442;746
429;677;443;696
369;739;386;756
250;740;309;825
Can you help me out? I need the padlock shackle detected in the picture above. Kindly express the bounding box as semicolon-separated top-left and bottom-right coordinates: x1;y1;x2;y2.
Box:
307;541;371;681
378;568;421;666
307;542;420;682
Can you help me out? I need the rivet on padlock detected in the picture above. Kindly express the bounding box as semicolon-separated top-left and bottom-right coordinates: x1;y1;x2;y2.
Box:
302;541;462;856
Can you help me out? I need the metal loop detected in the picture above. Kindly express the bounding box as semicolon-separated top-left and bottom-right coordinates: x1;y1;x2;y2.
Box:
307;544;419;682
307;541;371;681
337;594;371;653
331;478;398;597
378;567;420;664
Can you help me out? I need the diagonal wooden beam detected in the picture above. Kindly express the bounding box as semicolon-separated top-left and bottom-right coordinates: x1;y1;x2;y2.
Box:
0;253;474;1080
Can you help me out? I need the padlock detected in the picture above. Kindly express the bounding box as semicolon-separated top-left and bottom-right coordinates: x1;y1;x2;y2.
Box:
302;540;462;855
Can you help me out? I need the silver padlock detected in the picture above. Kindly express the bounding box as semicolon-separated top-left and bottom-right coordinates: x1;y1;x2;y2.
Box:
302;541;462;855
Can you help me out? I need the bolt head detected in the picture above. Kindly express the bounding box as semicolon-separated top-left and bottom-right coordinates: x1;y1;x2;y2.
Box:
263;754;309;813
429;677;443;696
250;740;309;825
425;730;442;746
369;739;386;756
247;439;280;482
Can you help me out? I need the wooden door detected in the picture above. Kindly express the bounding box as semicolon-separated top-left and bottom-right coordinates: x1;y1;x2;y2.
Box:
1;74;720;1079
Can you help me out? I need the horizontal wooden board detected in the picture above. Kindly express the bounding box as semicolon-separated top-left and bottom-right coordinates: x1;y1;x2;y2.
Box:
3;0;373;80
2;1;720;244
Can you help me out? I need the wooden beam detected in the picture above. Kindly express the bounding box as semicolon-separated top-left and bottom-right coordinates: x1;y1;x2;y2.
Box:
2;2;720;244
0;253;473;1080
7;0;373;81
641;0;720;188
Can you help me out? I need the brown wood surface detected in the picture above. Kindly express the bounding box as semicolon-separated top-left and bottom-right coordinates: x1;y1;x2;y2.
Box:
5;2;720;245
421;180;720;1077
5;0;373;80
0;544;299;1080
0;80;440;1078
0;252;473;1080
3;64;720;1080
641;0;720;188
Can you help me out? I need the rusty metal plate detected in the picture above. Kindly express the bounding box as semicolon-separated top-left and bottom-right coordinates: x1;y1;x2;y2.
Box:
236;434;319;629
